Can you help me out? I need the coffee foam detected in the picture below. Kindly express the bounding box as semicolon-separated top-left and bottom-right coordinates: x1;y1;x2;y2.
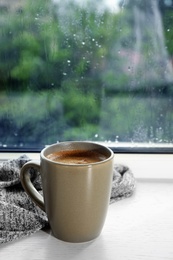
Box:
46;149;107;164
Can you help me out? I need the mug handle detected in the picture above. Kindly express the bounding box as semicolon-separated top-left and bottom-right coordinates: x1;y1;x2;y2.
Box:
20;161;45;212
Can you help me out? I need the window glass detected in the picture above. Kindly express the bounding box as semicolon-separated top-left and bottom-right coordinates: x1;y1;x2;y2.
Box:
0;0;173;151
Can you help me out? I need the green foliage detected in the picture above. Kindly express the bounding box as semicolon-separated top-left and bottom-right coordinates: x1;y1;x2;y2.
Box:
0;90;65;146
0;0;173;147
63;88;100;127
0;0;128;92
162;10;173;56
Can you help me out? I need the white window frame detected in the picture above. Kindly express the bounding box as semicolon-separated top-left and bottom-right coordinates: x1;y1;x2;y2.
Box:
1;149;173;180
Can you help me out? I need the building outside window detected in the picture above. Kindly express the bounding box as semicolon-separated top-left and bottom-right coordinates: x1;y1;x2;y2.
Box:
0;0;173;153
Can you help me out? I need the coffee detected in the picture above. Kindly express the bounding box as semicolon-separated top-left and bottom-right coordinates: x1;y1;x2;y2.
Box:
20;141;114;242
46;149;107;164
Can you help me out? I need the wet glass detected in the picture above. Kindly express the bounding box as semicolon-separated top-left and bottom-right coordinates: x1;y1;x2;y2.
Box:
0;0;173;151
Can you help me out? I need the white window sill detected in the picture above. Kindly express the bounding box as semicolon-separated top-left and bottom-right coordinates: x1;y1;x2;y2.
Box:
0;152;173;259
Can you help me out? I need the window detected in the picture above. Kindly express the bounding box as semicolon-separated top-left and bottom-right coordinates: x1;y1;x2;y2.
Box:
0;0;173;152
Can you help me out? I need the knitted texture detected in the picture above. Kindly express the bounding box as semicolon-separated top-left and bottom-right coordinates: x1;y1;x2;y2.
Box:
110;164;136;203
0;155;136;244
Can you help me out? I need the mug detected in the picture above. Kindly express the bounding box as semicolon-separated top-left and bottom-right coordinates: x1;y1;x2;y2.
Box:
20;141;114;243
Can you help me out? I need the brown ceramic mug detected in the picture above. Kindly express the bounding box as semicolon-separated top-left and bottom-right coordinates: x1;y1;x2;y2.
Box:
20;141;114;243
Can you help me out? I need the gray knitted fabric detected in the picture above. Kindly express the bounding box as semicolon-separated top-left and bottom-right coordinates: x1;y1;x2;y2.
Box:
0;155;136;244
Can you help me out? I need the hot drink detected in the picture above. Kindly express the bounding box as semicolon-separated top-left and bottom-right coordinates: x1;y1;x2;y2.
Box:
20;141;114;242
46;149;107;164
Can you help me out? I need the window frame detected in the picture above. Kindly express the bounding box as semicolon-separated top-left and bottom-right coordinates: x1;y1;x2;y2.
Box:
1;1;173;157
1;142;173;154
1;145;173;180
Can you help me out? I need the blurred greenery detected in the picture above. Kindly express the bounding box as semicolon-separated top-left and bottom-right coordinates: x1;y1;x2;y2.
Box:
0;0;173;149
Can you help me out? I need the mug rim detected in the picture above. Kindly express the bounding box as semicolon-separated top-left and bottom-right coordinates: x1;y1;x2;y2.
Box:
41;141;114;166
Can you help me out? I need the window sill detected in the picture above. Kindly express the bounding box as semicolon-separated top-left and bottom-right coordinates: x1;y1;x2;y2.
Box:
0;177;173;259
0;152;173;259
